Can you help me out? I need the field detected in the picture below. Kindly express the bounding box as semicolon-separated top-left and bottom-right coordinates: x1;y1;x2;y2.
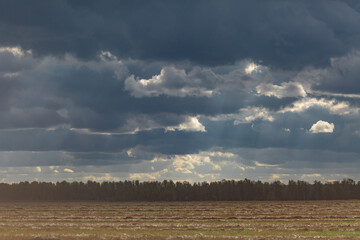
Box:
1;201;360;239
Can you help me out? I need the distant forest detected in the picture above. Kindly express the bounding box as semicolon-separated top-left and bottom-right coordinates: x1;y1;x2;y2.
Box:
1;179;360;201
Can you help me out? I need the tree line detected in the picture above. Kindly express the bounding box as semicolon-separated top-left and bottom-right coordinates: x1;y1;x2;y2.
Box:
0;179;359;201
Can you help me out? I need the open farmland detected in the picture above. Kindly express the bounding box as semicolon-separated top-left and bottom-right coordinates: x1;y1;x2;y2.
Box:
1;201;360;239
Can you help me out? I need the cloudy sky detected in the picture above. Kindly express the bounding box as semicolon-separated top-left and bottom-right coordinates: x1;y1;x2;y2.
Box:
1;0;360;183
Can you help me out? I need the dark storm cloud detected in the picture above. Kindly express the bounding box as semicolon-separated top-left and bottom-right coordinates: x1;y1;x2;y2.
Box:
1;0;360;68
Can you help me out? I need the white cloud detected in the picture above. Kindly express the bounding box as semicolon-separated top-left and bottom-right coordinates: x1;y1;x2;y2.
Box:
64;168;74;173
245;62;261;75
254;161;279;167
56;108;69;118
237;107;274;124
209;152;235;158
3;72;20;78
279;98;358;115
84;173;120;182
150;156;169;163
309;90;360;99
165;116;206;132
172;155;205;174
99;51;118;61
35;166;42;173
129;169;168;180
211;107;274;124
301;173;321;179
171;152;225;174
256;82;307;98
0;46;27;57
271;174;290;180
125;66;216;97
196;173;220;180
69;128;113;136
309;120;335;133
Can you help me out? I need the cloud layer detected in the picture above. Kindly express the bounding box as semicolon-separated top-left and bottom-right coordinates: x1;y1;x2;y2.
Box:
0;1;360;183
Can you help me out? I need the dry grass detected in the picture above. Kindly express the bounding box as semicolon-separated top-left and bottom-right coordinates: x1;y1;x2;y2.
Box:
0;201;360;239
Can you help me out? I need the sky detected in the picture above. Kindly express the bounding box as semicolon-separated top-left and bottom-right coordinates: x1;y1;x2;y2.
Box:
1;0;360;183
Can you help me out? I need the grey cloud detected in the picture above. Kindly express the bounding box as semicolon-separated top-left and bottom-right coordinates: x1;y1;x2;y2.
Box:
0;50;34;73
232;147;360;170
0;150;152;167
247;148;360;165
0;127;135;152
0;151;71;167
0;107;65;129
69;152;146;166
256;82;307;98
296;51;360;94
125;66;220;98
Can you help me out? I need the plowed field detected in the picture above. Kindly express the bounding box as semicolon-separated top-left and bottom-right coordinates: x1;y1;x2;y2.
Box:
1;201;360;239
